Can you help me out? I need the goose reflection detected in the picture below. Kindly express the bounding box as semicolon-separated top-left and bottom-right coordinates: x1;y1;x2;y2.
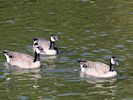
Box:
80;71;117;83
40;55;57;62
80;72;118;100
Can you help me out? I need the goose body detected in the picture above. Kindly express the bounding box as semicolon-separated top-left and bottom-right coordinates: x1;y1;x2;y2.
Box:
77;56;119;78
3;46;43;69
33;35;58;55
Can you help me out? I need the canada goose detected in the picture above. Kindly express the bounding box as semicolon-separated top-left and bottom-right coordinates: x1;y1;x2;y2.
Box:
33;35;58;55
3;46;44;69
77;56;119;78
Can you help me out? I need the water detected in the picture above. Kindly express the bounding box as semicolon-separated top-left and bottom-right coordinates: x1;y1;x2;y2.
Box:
0;0;133;100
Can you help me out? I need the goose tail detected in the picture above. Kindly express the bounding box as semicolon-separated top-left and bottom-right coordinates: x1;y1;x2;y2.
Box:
3;50;9;54
76;59;86;63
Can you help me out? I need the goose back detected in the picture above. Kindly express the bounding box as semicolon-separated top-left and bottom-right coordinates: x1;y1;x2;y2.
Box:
80;61;110;75
37;38;50;50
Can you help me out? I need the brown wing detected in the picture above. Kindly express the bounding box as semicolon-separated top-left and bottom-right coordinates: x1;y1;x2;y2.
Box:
80;60;110;74
9;52;33;62
38;38;50;50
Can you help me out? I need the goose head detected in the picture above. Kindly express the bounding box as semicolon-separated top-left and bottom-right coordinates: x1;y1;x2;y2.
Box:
110;56;119;65
33;38;39;46
109;56;119;71
33;38;45;53
33;40;45;54
50;35;58;42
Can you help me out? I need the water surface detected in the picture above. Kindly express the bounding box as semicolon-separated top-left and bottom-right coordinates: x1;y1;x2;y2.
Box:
0;0;133;100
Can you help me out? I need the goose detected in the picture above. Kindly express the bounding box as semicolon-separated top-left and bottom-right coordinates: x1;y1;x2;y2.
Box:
77;56;119;78
3;46;44;69
33;34;58;55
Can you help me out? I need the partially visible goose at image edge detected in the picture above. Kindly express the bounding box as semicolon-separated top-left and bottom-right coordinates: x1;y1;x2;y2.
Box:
3;45;44;69
77;56;119;78
33;34;59;55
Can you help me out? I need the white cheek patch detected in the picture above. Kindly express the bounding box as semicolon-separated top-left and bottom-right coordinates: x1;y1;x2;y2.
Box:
111;58;115;64
33;41;38;45
51;37;55;42
4;54;10;63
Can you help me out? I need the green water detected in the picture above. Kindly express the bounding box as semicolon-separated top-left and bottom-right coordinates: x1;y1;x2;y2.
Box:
0;0;133;100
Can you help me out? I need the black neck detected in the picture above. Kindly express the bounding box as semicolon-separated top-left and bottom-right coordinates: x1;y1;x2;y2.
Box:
49;40;56;50
109;62;115;71
33;52;40;62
